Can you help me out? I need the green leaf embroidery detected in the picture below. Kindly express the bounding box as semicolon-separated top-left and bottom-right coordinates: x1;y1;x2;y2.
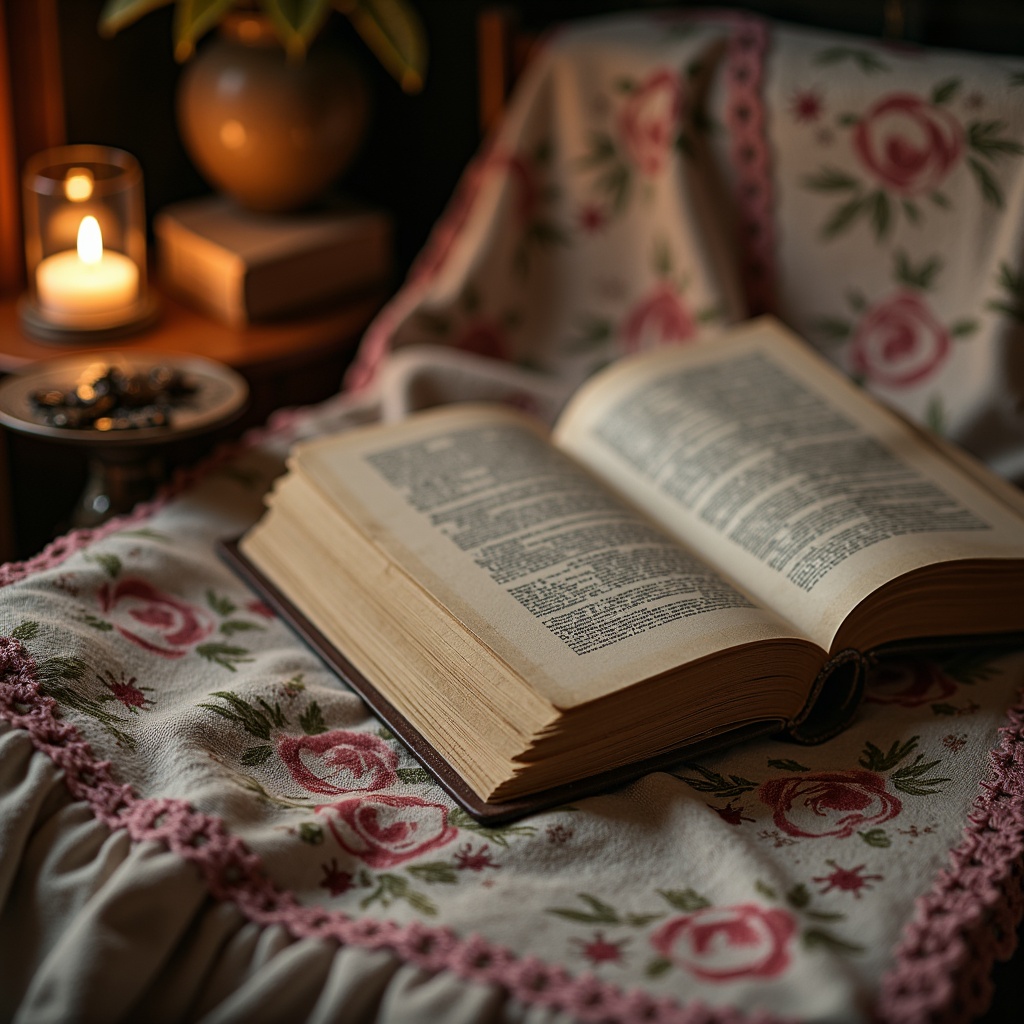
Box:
547;894;620;925
196;643;255;671
36;656;136;749
80;613;114;632
949;319;978;338
967;156;1004;207
396;766;434;785
198;691;288;739
672;762;758;798
931;78;961;104
407;861;459;884
986;262;1024;323
931;703;959;716
901;199;921;224
447;807;537;846
811;317;851;342
767;758;810;772
646;957;673;978
822;195;869;239
755;879;778;900
859;736;919;772
937;650;1001;686
11;621;40;642
36;654;89;686
859;828;891;848
299;701;327;735
240;744;275;766
84;552;121;578
894;250;942;291
870;190;892;239
802;928;865;954
220;620;265;637
929;191;951;208
786;884;811;909
658;888;711;912
968;120;1024;160
803;167;860;192
890;755;950;796
361;873;436;916
206;590;236;617
298;822;324;844
926;396;945;435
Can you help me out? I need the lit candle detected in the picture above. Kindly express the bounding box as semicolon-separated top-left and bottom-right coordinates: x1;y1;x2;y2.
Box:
36;215;139;327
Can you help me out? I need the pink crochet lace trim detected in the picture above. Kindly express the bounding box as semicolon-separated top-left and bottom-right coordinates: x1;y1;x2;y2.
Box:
0;635;794;1024
877;700;1024;1022
723;16;777;317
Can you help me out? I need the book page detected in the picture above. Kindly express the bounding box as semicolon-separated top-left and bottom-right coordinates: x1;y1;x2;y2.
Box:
553;317;1024;649
293;405;812;709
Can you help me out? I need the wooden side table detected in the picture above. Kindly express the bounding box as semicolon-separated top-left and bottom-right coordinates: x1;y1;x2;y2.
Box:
0;286;385;561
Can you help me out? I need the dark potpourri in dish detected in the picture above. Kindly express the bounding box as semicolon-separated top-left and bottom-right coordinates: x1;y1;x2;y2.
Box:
29;363;199;431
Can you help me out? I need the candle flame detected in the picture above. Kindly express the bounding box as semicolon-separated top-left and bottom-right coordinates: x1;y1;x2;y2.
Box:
77;216;103;265
64;168;94;202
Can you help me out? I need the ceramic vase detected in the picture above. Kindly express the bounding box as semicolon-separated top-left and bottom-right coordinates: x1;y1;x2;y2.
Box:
176;13;370;213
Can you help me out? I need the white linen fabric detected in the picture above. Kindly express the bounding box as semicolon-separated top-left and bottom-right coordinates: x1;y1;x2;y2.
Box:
2;11;1023;1024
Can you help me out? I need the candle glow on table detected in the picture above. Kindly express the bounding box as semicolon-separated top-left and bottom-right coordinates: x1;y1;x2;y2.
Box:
35;215;139;327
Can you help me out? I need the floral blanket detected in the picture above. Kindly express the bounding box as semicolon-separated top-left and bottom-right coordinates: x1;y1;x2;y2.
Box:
2;11;1024;1024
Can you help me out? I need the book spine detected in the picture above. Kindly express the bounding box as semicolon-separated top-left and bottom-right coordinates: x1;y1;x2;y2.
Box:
783;648;866;745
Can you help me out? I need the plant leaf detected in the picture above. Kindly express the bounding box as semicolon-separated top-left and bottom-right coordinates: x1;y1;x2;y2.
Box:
260;0;333;58
173;0;237;60
396;766;434;784
99;0;174;36
337;0;428;94
767;758;810;772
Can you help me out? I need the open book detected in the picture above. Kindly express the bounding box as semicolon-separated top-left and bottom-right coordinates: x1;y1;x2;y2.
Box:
224;317;1024;822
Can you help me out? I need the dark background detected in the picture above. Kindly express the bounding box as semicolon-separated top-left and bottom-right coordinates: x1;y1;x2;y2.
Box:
57;0;1024;280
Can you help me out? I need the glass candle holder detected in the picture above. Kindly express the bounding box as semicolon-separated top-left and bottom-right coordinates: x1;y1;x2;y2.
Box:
20;145;158;341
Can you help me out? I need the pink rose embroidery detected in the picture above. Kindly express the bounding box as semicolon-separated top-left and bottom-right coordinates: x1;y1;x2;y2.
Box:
651;903;796;981
98;578;214;658
850;291;951;387
759;769;902;839
317;793;457;868
853;93;963;196
278;729;398;795
457;317;510;360
618;69;683;176
622;281;697;352
864;661;957;707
